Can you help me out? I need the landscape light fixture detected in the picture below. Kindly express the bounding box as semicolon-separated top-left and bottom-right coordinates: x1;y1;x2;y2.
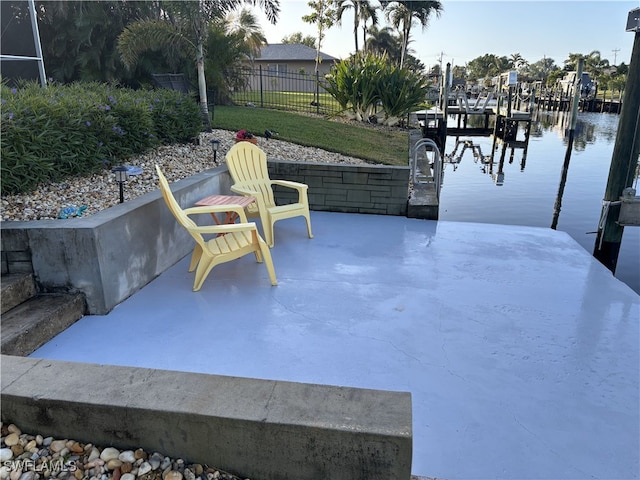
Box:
210;139;220;162
112;166;128;203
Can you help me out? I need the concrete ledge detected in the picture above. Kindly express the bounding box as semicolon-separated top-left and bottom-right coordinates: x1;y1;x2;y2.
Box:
407;184;439;220
1;273;36;314
1;355;413;480
0;166;232;315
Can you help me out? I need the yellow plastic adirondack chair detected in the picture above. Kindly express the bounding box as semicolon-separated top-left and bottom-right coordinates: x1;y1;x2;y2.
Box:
155;165;277;291
226;142;313;247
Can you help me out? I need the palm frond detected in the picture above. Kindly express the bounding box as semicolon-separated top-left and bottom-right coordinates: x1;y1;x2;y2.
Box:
117;20;194;70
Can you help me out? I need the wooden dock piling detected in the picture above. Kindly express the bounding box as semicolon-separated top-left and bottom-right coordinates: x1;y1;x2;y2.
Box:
594;30;640;272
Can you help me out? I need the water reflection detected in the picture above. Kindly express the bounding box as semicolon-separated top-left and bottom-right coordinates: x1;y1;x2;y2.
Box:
531;110;619;150
439;112;640;294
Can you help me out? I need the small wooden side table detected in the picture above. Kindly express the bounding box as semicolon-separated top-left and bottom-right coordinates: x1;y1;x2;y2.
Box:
194;194;256;225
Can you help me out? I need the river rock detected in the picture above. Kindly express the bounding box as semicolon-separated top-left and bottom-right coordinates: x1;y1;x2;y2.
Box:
118;451;135;463
3;434;19;447
49;440;67;453
18;472;35;480
87;447;100;462
121;473;135;480
10;445;23;456
137;462;151;476
148;453;163;471
0;449;12;462
100;448;120;462
183;469;195;480
71;442;85;454
7;425;21;436
163;472;182;480
106;459;122;470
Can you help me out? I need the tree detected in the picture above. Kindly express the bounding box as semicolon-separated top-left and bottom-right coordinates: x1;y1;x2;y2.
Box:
451;64;467;81
334;0;377;53
466;54;510;81
205;18;256;104
302;0;335;75
225;7;267;59
118;0;279;130
527;56;560;86
282;32;316;48
365;25;402;62
358;1;379;53
564;50;610;75
509;52;528;71
34;1;162;85
563;50;611;97
381;0;442;68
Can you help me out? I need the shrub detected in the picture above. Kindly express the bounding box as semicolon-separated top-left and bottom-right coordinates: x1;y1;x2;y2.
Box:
0;82;202;195
144;89;203;144
376;65;429;126
323;53;384;122
323;53;428;125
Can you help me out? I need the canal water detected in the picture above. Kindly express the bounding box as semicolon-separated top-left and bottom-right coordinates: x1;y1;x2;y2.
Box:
438;111;640;295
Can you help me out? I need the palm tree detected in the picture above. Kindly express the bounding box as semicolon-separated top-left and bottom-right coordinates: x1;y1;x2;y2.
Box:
563;52;584;71
225;7;266;59
365;25;402;63
118;0;279;130
359;1;379;53
334;0;377;53
381;0;442;68
509;52;528;70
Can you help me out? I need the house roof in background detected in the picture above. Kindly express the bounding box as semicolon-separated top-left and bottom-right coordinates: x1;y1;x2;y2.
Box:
256;43;338;62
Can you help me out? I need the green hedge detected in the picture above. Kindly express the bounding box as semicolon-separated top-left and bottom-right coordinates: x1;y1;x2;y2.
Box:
1;82;202;195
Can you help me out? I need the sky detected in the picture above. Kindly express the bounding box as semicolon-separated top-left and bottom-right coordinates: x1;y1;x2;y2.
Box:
249;0;639;70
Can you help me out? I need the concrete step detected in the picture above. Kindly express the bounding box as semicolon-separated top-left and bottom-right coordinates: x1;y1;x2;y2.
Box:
1;293;86;356
1;273;37;314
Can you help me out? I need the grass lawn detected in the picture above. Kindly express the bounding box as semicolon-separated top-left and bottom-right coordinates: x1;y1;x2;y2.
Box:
211;106;409;166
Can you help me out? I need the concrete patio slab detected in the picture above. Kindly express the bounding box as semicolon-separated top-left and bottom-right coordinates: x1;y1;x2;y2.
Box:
29;212;640;479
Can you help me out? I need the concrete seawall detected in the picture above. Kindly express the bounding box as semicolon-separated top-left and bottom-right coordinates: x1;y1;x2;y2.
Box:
1;355;413;480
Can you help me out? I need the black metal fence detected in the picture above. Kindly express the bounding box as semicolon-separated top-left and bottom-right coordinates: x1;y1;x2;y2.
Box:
232;66;342;116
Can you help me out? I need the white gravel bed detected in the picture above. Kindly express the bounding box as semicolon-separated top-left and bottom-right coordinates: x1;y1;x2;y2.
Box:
0;423;247;480
1;129;371;222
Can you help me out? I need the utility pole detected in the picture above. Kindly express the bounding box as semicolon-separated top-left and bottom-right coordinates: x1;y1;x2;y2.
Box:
612;48;620;65
436;51;445;76
593;24;640;272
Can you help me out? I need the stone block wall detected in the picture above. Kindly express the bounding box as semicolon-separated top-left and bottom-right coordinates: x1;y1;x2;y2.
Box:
1;228;33;275
269;161;409;215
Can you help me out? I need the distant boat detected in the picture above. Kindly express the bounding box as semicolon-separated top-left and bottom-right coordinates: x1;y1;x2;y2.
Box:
558;71;595;98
